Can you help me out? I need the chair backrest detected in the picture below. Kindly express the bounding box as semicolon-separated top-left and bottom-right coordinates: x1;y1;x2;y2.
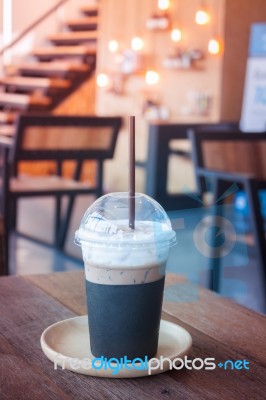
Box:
189;130;266;182
144;121;239;210
10;114;122;163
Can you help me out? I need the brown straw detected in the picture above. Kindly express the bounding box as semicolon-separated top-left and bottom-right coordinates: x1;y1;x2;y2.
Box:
129;116;135;229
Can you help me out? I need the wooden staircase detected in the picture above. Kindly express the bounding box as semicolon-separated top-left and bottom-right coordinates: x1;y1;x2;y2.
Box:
11;61;90;77
47;31;98;45
0;3;99;136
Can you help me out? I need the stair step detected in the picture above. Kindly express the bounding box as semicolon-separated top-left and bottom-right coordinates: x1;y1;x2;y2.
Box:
80;5;98;16
47;31;98;45
0;92;51;110
32;45;97;60
0;76;71;92
65;17;98;31
0;111;16;124
11;61;90;77
0;124;15;137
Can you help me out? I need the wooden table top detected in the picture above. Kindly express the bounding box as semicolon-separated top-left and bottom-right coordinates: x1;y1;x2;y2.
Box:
0;271;265;399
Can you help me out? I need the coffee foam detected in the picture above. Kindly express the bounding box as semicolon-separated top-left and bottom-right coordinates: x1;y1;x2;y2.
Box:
82;244;168;285
84;262;166;285
79;220;174;285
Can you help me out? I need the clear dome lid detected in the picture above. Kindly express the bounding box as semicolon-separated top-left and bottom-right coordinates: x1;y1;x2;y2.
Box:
74;192;176;248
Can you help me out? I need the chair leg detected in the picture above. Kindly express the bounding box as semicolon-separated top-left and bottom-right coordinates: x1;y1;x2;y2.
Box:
54;196;61;247
58;162;104;250
58;195;75;250
208;179;227;292
245;179;266;297
1;193;11;275
3;214;9;275
2;147;10;275
58;189;104;251
96;160;104;198
10;199;17;231
0;215;8;276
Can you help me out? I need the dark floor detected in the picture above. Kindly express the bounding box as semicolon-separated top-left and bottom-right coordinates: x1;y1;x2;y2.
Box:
10;196;266;314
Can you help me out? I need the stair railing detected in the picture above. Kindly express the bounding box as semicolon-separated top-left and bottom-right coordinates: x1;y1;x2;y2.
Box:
0;0;71;57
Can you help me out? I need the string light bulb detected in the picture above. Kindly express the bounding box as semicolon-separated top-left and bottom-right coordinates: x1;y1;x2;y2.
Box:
145;70;160;85
158;0;170;11
96;73;110;88
208;38;222;55
195;8;210;25
108;40;119;53
131;36;144;51
171;28;182;42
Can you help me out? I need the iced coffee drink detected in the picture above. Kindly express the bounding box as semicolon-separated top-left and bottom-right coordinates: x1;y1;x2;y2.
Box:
75;192;176;359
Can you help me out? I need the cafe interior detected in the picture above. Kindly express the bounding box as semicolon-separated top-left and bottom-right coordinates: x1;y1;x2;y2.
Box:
0;0;266;397
0;0;266;313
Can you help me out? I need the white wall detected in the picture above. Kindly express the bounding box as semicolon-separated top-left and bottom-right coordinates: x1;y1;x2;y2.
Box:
0;0;96;66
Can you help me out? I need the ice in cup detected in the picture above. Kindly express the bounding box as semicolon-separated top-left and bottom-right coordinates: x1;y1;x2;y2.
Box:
75;192;176;360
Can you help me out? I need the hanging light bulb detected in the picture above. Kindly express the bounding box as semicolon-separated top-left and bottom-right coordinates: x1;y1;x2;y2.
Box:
145;70;160;85
171;28;182;42
131;36;144;51
96;73;110;88
108;40;119;53
158;0;170;11
208;38;222;55
195;8;210;25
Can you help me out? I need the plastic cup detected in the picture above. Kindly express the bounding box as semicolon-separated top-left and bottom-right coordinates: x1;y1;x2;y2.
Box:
75;192;176;360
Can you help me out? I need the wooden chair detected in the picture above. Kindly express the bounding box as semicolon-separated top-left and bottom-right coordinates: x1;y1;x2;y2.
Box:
139;121;239;210
0;114;122;275
189;129;266;295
